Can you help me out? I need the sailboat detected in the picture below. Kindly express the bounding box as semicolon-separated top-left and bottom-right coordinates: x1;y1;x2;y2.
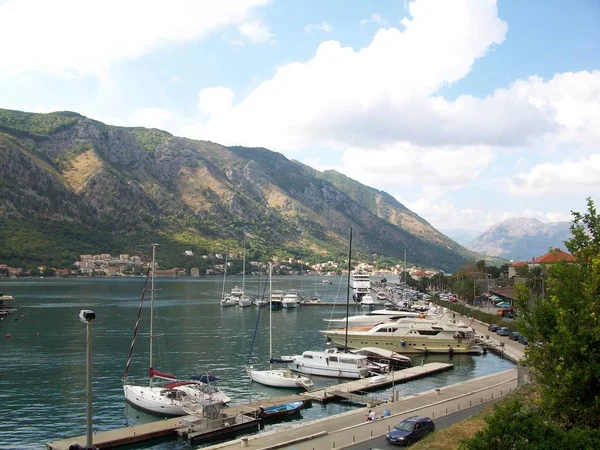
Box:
247;263;314;390
237;242;252;307
220;255;236;307
123;244;231;416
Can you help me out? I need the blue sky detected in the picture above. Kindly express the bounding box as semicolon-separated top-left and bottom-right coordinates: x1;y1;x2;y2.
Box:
0;0;598;233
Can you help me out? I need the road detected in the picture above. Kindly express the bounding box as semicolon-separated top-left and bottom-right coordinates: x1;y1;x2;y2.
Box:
344;401;492;450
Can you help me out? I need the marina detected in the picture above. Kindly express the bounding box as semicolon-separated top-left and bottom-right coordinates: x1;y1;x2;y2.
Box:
0;276;515;449
47;363;453;449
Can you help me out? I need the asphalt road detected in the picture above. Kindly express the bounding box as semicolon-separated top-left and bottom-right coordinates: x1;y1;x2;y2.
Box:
344;402;490;450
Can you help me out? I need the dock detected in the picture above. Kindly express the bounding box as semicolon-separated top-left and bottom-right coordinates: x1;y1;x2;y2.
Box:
46;363;451;450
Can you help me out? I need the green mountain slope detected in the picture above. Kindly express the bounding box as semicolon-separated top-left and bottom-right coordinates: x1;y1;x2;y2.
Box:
0;108;476;271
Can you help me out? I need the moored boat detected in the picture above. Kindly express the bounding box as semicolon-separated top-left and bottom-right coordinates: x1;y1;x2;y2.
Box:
258;401;304;419
282;290;300;308
322;310;478;354
282;348;370;379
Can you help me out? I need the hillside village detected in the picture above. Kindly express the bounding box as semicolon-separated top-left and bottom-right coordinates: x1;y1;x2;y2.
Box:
0;252;440;279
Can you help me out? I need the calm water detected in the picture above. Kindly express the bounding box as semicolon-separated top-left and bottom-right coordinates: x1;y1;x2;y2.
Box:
0;276;514;449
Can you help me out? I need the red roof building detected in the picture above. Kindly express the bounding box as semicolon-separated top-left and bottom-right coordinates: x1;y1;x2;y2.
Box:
531;248;576;264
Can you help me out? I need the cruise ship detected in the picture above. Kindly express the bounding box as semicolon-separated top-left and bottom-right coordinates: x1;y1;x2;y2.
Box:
321;310;481;354
351;269;371;303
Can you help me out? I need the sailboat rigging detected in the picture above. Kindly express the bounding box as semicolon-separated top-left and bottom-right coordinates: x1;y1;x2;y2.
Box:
281;228;373;379
220;254;236;307
123;244;231;416
246;263;313;389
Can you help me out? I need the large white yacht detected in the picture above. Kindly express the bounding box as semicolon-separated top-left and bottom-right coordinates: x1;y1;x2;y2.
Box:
282;348;371;379
321;310;479;354
351;269;371;303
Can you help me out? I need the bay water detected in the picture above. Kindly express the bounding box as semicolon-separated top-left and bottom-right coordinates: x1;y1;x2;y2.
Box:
0;276;514;449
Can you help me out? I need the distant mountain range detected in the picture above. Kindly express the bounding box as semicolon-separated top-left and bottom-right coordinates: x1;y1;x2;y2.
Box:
0;108;481;271
466;217;572;261
440;228;484;247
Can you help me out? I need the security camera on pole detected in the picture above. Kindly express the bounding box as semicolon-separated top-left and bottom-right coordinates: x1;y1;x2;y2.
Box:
79;309;97;450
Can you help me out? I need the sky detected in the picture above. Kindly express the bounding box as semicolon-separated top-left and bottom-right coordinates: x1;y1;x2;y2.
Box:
1;0;599;234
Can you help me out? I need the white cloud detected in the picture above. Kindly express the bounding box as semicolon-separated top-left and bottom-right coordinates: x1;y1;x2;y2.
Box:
304;21;333;33
238;21;274;43
509;154;600;195
186;0;600;202
338;143;495;193
0;0;271;77
190;0;508;153
198;87;235;117
360;12;386;28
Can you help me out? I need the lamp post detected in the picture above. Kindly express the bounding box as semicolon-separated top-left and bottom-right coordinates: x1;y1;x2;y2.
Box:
79;309;96;449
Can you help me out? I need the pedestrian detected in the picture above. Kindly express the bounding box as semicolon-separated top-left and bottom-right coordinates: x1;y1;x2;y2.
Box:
367;409;377;421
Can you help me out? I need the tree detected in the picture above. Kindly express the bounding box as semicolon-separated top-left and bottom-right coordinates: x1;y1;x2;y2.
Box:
525;265;545;298
516;197;600;428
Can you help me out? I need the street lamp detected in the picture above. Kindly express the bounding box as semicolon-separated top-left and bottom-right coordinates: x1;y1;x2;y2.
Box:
79;309;96;450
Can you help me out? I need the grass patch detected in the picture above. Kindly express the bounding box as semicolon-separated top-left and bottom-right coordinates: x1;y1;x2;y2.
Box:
410;386;537;450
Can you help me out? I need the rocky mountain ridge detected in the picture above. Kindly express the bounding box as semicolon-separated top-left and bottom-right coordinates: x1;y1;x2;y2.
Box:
0;108;478;271
467;217;572;261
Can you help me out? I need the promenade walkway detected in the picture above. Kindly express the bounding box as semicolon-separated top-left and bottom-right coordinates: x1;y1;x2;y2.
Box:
204;368;518;450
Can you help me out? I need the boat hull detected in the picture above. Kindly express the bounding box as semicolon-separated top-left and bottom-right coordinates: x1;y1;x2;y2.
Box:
287;361;367;379
324;333;476;354
123;385;188;416
248;369;313;389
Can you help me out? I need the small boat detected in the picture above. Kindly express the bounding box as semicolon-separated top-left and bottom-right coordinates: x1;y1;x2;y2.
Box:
282;290;300;308
220;256;236;307
321;280;332;284
0;293;16;314
270;290;284;310
350;347;413;370
258;401;304;419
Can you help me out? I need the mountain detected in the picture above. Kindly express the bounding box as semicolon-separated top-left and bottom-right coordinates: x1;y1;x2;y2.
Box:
0;108;477;272
440;228;484;247
467;217;572;261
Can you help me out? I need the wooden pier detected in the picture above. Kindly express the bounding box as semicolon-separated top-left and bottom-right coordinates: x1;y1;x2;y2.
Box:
46;363;452;450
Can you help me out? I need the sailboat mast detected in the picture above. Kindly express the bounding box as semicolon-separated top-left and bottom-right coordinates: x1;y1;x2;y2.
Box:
149;243;157;388
242;242;246;295
269;263;273;368
221;254;228;301
404;249;407;284
345;228;352;350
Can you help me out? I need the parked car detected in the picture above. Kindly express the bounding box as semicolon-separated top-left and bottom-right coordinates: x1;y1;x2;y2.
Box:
496;327;510;336
386;415;435;446
518;335;529;345
488;324;500;332
509;331;521;341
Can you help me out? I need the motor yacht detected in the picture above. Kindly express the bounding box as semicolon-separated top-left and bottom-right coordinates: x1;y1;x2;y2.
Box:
322;310;479;354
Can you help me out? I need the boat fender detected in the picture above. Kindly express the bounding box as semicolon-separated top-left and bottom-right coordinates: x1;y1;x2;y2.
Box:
400;340;406;347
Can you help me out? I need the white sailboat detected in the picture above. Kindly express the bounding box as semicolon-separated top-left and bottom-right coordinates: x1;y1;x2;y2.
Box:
238;243;252;307
123;244;231;416
220;255;236;307
247;264;313;389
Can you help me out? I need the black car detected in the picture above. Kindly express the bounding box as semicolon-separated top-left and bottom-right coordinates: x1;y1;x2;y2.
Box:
488;324;500;332
518;335;529;345
509;331;521;341
386;415;435;446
